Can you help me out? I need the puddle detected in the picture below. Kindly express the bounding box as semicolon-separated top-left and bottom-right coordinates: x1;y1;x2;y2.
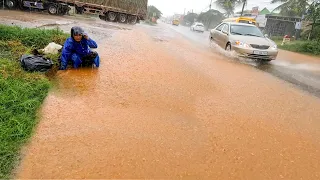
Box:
36;21;74;28
92;22;132;31
153;36;168;42
270;60;320;72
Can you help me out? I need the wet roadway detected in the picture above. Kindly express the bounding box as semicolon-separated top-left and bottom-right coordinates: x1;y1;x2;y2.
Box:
2;11;319;179
167;23;320;98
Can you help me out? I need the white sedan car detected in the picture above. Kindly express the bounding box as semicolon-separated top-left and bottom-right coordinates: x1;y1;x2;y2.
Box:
190;23;205;33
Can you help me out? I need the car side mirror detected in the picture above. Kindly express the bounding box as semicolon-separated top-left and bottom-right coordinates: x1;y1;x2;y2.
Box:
264;34;269;38
223;30;229;35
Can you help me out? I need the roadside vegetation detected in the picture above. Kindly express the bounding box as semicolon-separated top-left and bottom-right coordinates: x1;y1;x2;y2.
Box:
270;1;320;56
275;40;320;56
145;5;162;25
271;26;320;56
0;24;68;179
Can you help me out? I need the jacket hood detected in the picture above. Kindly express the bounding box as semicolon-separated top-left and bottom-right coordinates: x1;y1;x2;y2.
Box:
71;26;84;40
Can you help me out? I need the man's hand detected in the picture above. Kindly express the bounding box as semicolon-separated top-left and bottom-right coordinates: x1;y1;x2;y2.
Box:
83;32;89;40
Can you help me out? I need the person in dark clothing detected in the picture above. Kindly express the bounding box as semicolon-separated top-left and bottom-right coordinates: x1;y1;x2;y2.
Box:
60;26;100;70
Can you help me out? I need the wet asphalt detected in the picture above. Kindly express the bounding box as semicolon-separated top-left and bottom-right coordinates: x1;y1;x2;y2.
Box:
2;11;320;179
166;23;320;98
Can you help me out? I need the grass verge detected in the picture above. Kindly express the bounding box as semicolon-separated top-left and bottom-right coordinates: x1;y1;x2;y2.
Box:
278;41;320;56
0;25;68;179
271;36;320;57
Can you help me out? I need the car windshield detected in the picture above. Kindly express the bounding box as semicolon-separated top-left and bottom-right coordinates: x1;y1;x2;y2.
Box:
197;24;204;27
230;25;264;37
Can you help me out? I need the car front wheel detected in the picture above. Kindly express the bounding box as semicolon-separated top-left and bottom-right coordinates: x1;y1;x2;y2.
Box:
225;43;231;51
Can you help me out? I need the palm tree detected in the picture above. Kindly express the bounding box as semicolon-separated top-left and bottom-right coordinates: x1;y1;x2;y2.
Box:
215;0;238;17
271;0;310;17
215;0;246;17
240;0;247;16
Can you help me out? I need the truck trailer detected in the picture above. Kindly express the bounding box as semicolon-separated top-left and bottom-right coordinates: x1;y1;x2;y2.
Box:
70;0;148;24
1;0;148;24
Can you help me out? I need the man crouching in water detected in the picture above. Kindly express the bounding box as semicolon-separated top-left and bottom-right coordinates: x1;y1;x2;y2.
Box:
59;26;100;70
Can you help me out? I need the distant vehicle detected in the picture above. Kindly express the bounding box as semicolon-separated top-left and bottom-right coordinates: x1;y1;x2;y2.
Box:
210;22;278;61
172;19;180;26
222;17;257;26
1;0;148;24
190;22;205;33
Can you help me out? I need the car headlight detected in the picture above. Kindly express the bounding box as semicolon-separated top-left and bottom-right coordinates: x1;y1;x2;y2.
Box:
271;44;278;50
235;41;251;48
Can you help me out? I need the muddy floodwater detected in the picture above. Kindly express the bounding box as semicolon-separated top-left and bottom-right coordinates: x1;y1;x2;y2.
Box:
1;10;320;179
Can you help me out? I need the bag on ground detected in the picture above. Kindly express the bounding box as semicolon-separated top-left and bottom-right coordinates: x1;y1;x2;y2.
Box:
20;54;54;72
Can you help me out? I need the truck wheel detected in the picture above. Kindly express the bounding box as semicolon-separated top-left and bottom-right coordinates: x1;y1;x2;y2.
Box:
128;15;137;24
5;0;17;9
99;15;106;21
118;13;127;23
48;4;58;15
107;11;117;22
75;6;84;14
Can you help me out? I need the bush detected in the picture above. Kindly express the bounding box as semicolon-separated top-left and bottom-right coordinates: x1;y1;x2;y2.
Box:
301;25;320;41
280;41;320;55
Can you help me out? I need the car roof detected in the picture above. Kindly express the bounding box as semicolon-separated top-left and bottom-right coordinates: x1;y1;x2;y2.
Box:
225;22;256;27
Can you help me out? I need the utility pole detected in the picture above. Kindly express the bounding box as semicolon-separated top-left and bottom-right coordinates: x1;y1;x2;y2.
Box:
240;0;247;16
207;0;214;31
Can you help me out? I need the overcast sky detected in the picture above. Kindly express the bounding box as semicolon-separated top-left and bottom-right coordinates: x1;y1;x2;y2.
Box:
148;0;281;16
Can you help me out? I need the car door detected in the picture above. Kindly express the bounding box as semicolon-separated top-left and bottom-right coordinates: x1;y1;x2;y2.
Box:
211;23;225;47
220;23;230;48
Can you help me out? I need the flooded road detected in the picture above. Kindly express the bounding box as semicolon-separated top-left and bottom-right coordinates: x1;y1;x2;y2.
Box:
2;11;320;179
168;23;320;98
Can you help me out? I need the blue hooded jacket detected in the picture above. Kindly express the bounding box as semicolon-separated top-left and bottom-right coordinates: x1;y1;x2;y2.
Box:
60;27;99;70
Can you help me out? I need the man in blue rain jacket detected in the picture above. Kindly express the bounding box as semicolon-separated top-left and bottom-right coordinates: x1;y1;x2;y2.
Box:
60;26;100;70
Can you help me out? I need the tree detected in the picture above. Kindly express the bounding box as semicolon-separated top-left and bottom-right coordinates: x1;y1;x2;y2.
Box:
271;0;309;17
215;0;238;17
147;5;162;21
197;9;225;30
305;1;320;40
240;0;247;16
182;13;198;25
215;0;246;17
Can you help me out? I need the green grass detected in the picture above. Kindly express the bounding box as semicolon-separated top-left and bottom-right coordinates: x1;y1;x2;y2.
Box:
271;36;320;56
0;25;68;179
0;24;68;49
278;41;320;56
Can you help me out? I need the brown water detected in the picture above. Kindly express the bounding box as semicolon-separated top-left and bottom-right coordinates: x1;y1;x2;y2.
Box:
15;22;320;179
